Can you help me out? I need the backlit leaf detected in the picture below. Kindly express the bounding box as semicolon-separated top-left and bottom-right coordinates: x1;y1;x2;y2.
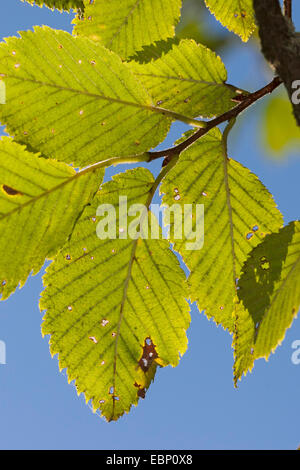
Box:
73;0;182;60
130;39;243;118
234;221;300;382
0;27;197;168
204;0;255;42
160;128;283;331
40;167;190;421
0;137;104;300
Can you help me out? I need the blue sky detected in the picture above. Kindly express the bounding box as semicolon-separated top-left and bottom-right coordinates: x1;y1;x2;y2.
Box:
0;0;299;450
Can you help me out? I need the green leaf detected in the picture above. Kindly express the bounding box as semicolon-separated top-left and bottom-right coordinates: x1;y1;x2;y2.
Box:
73;0;182;60
0;27;202;168
130;39;243;118
204;0;255;42
0;137;104;300
21;0;84;10
40;167;190;421
234;221;300;382
263;94;300;156
160;128;283;331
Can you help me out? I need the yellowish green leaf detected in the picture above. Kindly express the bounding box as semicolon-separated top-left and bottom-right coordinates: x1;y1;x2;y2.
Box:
204;0;255;42
0;27;198;168
263;95;300;156
0;137;104;300
160;128;283;332
40;167;190;421
234;221;300;382
130;39;242;118
73;0;182;60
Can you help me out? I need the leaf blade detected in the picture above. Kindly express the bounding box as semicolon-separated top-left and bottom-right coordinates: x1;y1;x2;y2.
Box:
204;0;255;42
0;27;178;167
234;221;300;382
21;0;84;11
40;167;190;421
130;39;242;118
160;128;283;332
73;0;182;60
0;137;104;300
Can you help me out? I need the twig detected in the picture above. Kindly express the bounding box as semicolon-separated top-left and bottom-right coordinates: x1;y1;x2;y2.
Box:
284;0;292;18
149;76;282;162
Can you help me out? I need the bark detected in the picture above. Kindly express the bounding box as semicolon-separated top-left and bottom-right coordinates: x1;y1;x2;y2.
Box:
253;0;300;126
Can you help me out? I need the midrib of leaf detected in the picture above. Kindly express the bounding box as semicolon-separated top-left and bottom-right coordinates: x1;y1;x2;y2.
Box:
0;73;204;128
108;0;142;50
0;155;149;222
221;123;239;329
133;71;237;89
111;162;174;419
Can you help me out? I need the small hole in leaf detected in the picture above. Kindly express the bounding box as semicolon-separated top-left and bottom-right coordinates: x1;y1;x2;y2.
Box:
260;256;270;270
246;232;253;240
67;306;73;311
141;358;148;368
89;336;98;344
101;319;109;327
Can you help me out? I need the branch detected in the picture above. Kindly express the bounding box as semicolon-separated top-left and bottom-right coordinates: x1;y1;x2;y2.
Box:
253;0;300;126
284;0;292;18
149;77;282;162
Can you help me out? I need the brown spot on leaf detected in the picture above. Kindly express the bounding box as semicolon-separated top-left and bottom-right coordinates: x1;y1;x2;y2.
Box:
2;185;22;196
134;382;146;399
138;337;158;372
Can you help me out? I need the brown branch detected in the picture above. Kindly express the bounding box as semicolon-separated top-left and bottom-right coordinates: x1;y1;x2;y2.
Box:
253;0;300;126
284;0;292;18
149;77;282;162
